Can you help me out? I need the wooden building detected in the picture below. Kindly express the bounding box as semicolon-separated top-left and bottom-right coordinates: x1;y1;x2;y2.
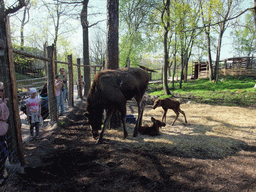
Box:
138;65;157;80
191;56;256;79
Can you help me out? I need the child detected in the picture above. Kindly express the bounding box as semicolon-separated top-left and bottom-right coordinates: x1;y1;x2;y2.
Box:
0;82;9;186
55;75;64;115
25;88;41;140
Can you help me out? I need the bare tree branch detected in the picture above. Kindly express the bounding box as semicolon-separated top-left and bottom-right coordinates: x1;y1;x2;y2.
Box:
196;6;255;30
89;19;105;28
55;0;83;4
5;0;26;16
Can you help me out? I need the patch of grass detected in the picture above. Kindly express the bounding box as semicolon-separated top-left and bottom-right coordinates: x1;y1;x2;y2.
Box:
16;72;31;81
149;76;256;106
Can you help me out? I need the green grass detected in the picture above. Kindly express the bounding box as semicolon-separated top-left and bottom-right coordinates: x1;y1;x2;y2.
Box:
16;72;32;81
148;76;256;106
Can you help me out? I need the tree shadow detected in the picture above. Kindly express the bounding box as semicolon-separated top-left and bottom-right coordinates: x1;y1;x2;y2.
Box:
14;101;256;192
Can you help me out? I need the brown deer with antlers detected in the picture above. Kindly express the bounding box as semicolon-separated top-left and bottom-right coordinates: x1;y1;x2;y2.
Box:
152;98;188;126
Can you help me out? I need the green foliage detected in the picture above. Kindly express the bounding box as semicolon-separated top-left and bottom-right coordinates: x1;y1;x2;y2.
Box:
231;11;256;56
119;33;145;67
12;44;44;76
149;76;256;106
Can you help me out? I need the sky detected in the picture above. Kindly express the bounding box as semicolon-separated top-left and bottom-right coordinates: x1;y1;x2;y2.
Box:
7;0;255;62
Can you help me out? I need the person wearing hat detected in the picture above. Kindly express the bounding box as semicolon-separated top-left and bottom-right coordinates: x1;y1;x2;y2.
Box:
25;87;41;141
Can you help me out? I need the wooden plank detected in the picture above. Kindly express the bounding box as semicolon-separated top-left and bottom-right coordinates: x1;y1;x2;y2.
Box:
68;55;74;107
47;45;58;123
55;60;69;65
77;58;83;99
6;16;26;166
13;49;50;62
16;77;46;83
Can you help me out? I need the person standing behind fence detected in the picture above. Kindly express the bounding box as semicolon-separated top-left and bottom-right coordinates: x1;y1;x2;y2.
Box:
59;68;68;103
0;82;9;186
25;88;41;141
55;75;64;115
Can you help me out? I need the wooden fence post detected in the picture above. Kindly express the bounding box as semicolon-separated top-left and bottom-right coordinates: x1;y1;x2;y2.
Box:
68;55;74;107
47;45;58;124
77;58;83;99
4;16;26;166
44;42;48;76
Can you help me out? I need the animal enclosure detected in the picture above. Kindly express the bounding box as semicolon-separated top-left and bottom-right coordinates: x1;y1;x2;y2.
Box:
192;56;256;79
100;101;256;159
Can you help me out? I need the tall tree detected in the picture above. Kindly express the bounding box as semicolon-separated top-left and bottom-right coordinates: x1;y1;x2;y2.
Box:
106;0;119;69
106;0;120;128
254;0;256;26
81;0;90;96
162;0;171;95
231;11;256;56
175;0;200;88
213;0;243;83
119;0;154;67
41;0;78;74
199;0;215;81
90;30;106;67
20;0;31;50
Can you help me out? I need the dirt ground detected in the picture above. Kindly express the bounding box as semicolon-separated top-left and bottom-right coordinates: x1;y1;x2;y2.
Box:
4;99;256;192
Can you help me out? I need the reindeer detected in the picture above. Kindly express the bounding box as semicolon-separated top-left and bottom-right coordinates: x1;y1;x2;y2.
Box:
85;67;149;143
152;98;188;126
138;117;166;136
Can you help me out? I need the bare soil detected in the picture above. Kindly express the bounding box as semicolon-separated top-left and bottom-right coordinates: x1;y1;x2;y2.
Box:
6;100;256;192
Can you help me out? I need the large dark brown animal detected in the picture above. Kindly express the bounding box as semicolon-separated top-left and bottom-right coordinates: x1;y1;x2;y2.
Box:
86;67;149;143
138;117;166;136
152;98;188;126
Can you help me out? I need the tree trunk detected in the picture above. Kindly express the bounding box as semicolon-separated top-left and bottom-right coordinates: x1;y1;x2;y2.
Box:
162;0;170;95
106;0;120;128
254;0;256;26
163;30;170;95
106;0;119;70
172;32;177;90
81;0;90;97
179;48;184;89
206;32;214;81
184;61;188;83
53;0;60;75
20;6;27;50
214;31;224;84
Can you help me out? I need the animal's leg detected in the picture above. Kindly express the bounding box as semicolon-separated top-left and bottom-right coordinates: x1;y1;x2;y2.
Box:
133;100;146;137
171;110;179;126
97;108;116;144
119;103;128;139
179;109;188;124
162;109;168;123
121;116;128;139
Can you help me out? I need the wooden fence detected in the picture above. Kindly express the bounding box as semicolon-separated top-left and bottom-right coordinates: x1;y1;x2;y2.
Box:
191;56;256;80
0;16;104;168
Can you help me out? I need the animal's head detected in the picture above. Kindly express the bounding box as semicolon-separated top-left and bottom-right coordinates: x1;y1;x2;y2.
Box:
85;102;103;139
152;99;163;109
151;117;166;128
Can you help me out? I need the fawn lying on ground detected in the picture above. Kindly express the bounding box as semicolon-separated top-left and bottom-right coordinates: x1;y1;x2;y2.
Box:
138;117;166;136
152;98;188;126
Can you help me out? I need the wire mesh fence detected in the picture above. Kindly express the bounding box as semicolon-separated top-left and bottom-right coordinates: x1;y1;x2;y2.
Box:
0;38;105;187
